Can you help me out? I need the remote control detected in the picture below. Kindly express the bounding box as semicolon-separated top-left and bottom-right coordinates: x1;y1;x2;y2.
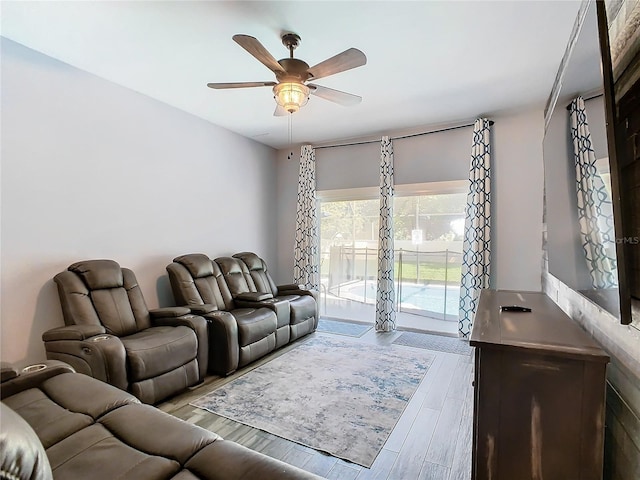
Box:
499;305;532;312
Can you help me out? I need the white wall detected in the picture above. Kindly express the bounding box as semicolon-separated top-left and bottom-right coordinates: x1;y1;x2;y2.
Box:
490;108;545;291
0;39;278;365
275;107;545;293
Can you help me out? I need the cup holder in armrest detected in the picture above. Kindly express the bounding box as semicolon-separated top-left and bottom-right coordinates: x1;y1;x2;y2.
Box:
22;363;47;374
91;335;111;342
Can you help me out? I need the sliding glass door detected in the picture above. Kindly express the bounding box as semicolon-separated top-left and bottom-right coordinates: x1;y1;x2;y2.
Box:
320;198;380;322
393;193;465;321
318;186;465;325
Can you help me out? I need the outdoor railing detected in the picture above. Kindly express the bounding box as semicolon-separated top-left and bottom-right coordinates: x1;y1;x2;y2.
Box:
320;246;462;320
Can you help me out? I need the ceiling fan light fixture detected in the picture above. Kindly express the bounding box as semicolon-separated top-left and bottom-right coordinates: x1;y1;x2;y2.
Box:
273;82;310;113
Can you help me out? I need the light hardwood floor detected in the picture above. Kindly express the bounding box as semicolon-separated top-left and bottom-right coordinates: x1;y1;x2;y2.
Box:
158;325;474;480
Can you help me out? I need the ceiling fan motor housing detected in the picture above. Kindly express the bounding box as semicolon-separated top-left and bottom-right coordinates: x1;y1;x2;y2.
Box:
276;58;311;83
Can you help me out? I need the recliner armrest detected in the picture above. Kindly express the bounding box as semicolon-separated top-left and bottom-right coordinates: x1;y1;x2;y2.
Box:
152;313;209;380
42;325;106;342
149;306;191;318
43;335;128;392
153;313;207;330
0;360;75;399
1;362;19;382
277;283;305;291
234;298;291;325
277;285;318;299
235;292;274;302
187;304;218;315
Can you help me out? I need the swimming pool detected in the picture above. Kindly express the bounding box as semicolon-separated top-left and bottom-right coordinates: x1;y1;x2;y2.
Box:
336;281;460;319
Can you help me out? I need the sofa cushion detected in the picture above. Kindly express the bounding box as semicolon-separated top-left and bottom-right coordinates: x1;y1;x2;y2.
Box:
2;372;141;450
288;296;317;325
100;404;220;463
233;308;277;347
45;401;220;480
41;371;139;418
0;402;53;480
90;287;139;336
46;423;180;480
186;440;321;480
121;326;197;382
3;388;94;449
232;252;279;295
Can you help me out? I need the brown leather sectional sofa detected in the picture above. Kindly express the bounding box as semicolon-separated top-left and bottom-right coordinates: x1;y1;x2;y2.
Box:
0;361;322;480
167;252;318;376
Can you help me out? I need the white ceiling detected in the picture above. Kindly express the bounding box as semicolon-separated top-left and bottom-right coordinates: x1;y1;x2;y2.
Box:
1;1;582;149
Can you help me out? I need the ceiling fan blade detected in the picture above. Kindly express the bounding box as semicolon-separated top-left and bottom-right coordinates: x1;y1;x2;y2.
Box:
307;48;366;80
233;34;286;75
308;84;362;106
207;81;276;89
274;105;289;116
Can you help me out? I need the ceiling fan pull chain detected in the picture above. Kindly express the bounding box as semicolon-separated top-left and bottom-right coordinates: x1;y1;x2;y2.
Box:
288;113;294;160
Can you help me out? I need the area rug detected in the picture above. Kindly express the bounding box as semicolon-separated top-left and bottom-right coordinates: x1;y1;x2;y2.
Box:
392;330;473;355
316;318;372;337
190;336;434;467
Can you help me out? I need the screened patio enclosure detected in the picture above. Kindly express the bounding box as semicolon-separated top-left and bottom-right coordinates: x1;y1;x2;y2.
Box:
318;191;465;334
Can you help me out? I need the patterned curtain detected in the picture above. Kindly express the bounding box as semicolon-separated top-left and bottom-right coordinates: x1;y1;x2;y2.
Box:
293;145;320;291
458;118;492;337
375;136;396;332
569;96;618;288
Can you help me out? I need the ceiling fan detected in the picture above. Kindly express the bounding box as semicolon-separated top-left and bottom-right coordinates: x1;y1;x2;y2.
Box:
207;33;367;115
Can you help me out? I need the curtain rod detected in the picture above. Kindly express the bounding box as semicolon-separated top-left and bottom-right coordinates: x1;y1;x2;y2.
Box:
313;120;495;150
566;92;604;110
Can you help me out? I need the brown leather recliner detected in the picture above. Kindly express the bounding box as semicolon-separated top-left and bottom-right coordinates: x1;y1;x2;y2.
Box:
215;256;293;348
167;254;278;376
168;253;319;375
232;252;319;341
43;259;208;404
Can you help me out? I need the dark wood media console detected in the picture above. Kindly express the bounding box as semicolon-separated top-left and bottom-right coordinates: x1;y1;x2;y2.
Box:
470;290;609;480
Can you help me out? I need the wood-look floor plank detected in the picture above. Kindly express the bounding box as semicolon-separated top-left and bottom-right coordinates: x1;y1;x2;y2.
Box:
226;424;261;444
386;406;440;479
413;352;445;397
460;366;475;422
257;435;296;461
355;448;398;480
302;452;339;477
446;356;473;401
418;461;451;480
221;425;256;443
384;391;427;452
281;446;315;469
422;352;460;410
325;462;361;480
448;410;473;480
424;397;464;467
240;430;274;451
